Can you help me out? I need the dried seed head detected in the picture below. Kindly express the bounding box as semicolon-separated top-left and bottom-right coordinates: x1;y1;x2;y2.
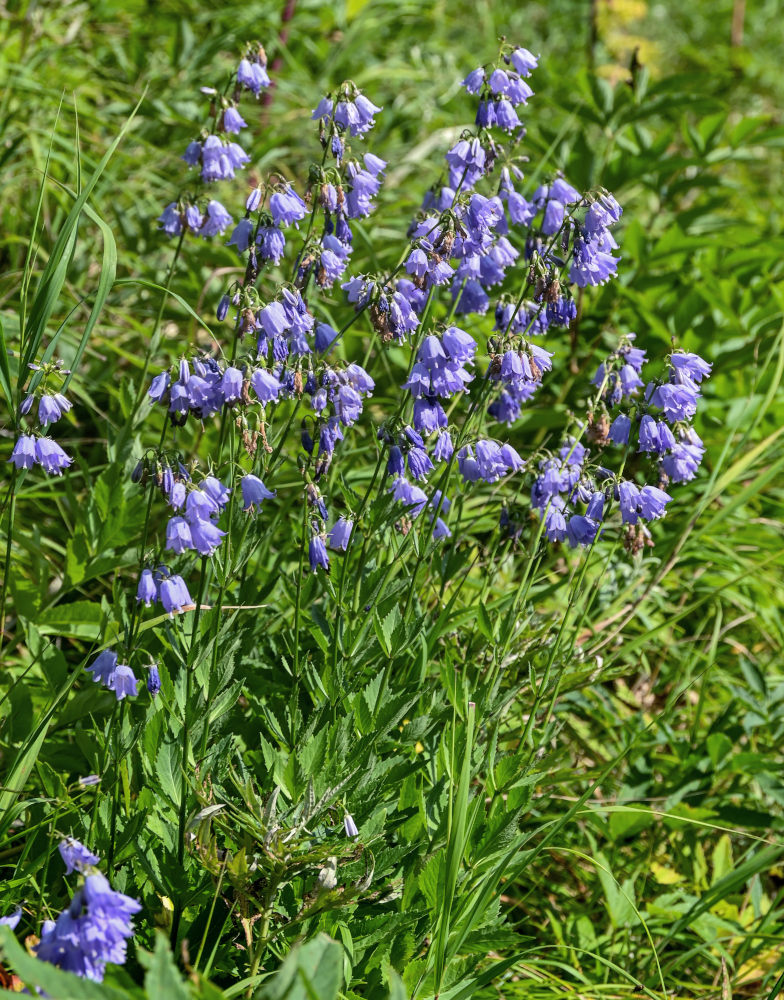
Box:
622;524;653;555
370;304;393;342
241;308;256;335
242;429;258;458
586;412;610;444
438;231;456;256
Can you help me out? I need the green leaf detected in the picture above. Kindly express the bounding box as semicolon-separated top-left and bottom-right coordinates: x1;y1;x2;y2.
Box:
384;966;408;1000
0;313;13;410
21;95;143;374
711;834;734;885
593;853;639;927
156;739;182;808
139;932;191;1000
373;606;401;657
35;600;104;638
252;934;343;1000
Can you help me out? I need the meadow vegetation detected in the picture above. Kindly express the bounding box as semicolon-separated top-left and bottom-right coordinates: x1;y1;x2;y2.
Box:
0;1;783;997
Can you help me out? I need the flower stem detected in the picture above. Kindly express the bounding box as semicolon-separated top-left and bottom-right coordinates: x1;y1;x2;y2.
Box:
0;470;18;660
291;498;309;690
171;554;209;945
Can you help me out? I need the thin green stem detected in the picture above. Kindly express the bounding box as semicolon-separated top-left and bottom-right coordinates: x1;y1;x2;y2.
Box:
245;881;278;997
171;555;209;945
292;498;309;683
0;470;18;660
108;700;126;867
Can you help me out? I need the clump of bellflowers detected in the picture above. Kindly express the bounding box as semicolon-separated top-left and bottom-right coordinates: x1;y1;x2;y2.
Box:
312;83;382;145
158;44;270;241
222;81;386;303
32;838;141;982
402;327;476;457
133;33;713;695
85;650;139;701
137;566;193;616
8;360;74;476
338;39;620;528
136;44;390;628
165;475;231;557
237;43;271;95
525;336;712;554
57;44;723;969
329;38;705;559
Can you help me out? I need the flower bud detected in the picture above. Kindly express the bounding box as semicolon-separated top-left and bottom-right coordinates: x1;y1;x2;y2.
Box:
147;664;161;697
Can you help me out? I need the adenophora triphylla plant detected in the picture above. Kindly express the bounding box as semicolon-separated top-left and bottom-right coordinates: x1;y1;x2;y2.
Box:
0;35;717;987
73;37;711;700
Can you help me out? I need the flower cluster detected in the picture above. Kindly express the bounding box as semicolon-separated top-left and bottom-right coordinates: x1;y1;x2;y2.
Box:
158;46;271;241
487;340;554;424
312;85;382;148
137;566;193;615
35;838;141;982
463;46;538;133
458;440;524;483
85;650;138;701
345;273;420;342
526;336;712;553
304;362;376;476
403;326;478;452
131;37;713;692
596;341;712;487
223;93;385;298
183;134;250;184
141;52;392;602
149;357;244;424
8;362;73;476
237;45;271;94
165;476;231;557
530;441;607;547
329;38;628;531
569;192;622;288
